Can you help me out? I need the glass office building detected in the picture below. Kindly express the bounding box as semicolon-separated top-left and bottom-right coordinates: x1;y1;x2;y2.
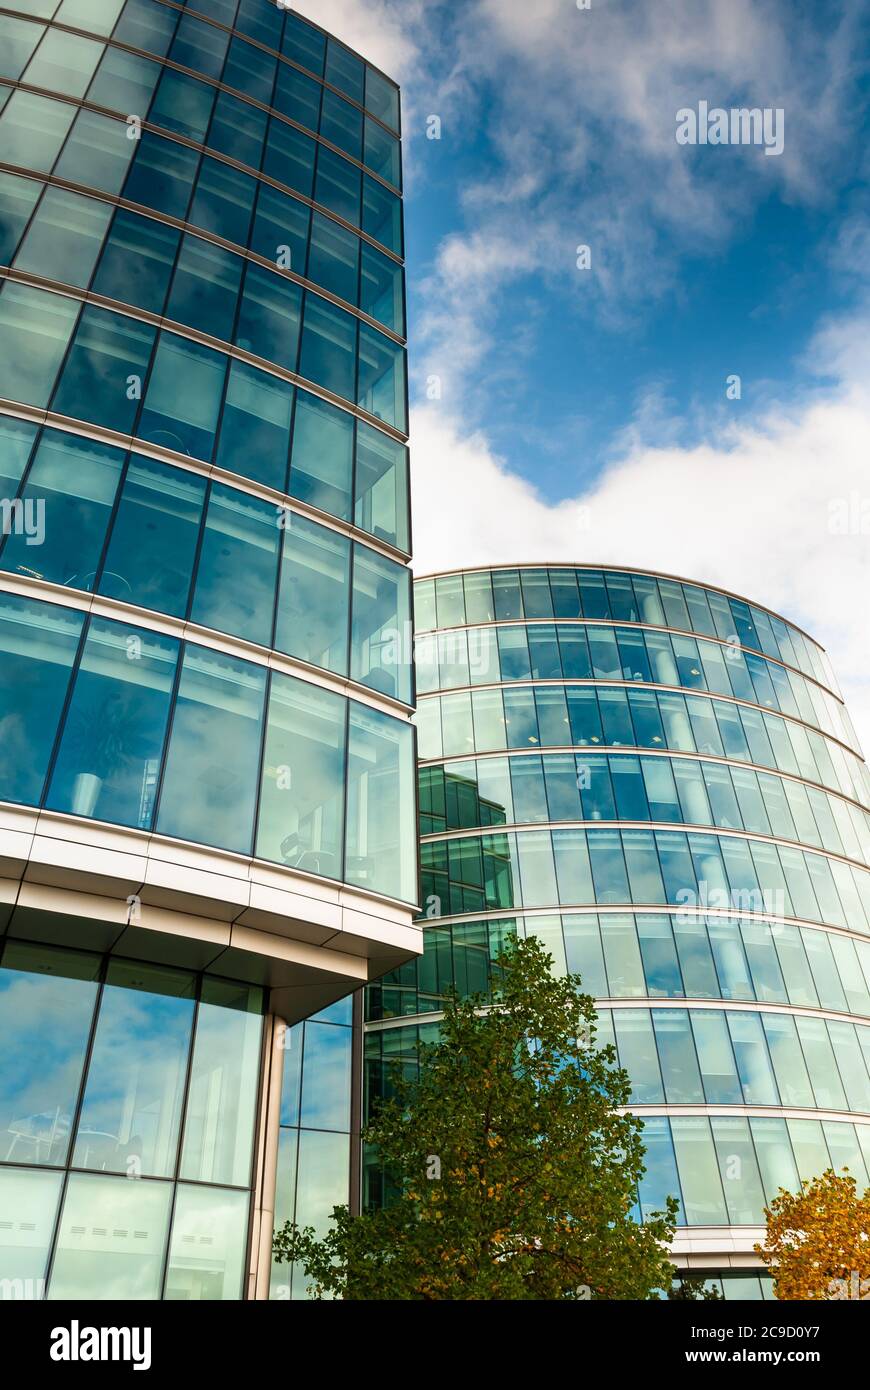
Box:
367;564;870;1296
0;0;418;1299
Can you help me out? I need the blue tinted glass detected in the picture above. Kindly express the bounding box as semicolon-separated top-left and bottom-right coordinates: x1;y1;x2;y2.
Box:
274;65;321;131
362;178;401;253
72;960;195;1177
307;211;359;303
282;14;325;75
208;91;267;168
288;390;353;520
354;420;408;550
250;183;310;274
0;942;100;1168
364;117;400;186
263;121;316;199
298;295;356;400
0;170;42;264
222;35;276;104
215;359;292;492
54;109;134;196
166;236;243;342
170;13;229;79
149;68;215;143
351;547;412;702
14;187;112;289
0;282;79;407
190;483;280;647
314;146;360;225
1;429;123;590
156;644;266;855
0;593;83;804
47;620;179;830
98;455;206;617
235;264;302;371
256;673;346;878
188;157;256;245
123;132;199;220
87;45;161;114
357;324;406;430
52;306;156;435
139;333;226;461
326;41;365;103
114;0;179;57
320;90;362;160
360;242;404;333
92;209;179;316
274;513;350;675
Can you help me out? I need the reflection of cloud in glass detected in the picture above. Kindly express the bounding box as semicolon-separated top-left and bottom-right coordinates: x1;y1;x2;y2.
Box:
299;1023;351;1131
48;1173;172;1301
73;984;194;1178
0;972;97;1165
164;1184;249;1301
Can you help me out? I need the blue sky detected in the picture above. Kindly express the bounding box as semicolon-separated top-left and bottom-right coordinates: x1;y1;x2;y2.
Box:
301;0;870;741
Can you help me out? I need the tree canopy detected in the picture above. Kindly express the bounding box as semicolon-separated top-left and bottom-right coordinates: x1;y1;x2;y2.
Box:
274;936;681;1299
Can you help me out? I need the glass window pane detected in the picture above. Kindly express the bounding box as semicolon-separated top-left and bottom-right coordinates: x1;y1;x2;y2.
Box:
56;108;135;194
363;174;401;254
351;547;411;702
289;391;353;521
123;130;198;220
274;512;350;675
0;592;83;804
47;619;178;829
1;428;123;590
164;1183;248;1301
236;263;302;372
47;1172;172;1300
216;359;292;492
0;942;100;1168
166;236;243;342
180;978;263;1188
188;157;255;245
0;1166;62;1297
52;305;155;435
298;294;356;400
650;1006;706;1100
156;645;266;855
139;333;226;461
73;960;195;1177
190;484;280;647
346;701;415;902
308;210;359;303
14;186;112;288
87;44;161;113
0;282;79;407
612;1008;663;1101
300;1020;352;1129
0;90;75;171
92;208;179;317
670;1116;728;1224
256;672;345;880
691;1009;742;1103
98;455;206;618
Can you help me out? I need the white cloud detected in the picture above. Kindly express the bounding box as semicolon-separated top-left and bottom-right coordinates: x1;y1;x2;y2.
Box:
410;367;870;752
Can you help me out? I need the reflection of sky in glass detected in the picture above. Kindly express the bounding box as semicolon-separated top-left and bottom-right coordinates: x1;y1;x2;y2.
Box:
0;1167;63;1288
0;963;98;1166
73;969;195;1177
300;1022;351;1131
180;986;263;1187
164;1183;248;1301
48;1173;172;1301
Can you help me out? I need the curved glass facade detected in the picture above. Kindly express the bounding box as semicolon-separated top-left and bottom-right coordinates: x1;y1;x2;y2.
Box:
367;565;870;1272
0;1;417;1300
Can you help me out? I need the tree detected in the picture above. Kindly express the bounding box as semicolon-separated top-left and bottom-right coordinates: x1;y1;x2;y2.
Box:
755;1168;870;1300
273;936;681;1299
